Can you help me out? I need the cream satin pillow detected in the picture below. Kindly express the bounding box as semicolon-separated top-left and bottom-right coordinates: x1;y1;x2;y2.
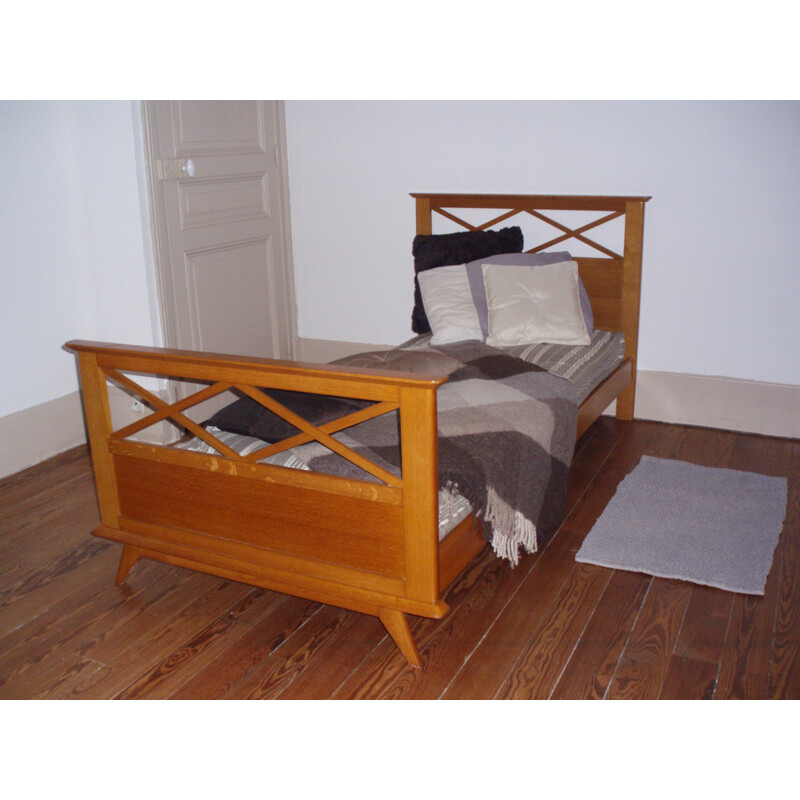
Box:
417;264;482;344
482;260;591;346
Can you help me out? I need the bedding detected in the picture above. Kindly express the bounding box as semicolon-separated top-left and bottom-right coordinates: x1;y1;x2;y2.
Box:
465;251;594;337
415;251;594;347
199;340;580;565
417;264;483;345
403;328;625;405
482;260;591;347
290;341;576;564
204;387;372;443
189;331;626;558
411;226;524;334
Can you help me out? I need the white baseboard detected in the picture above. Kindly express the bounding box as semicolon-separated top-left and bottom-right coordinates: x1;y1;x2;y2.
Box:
0;392;87;480
294;337;393;363
635;370;800;439
0;385;177;481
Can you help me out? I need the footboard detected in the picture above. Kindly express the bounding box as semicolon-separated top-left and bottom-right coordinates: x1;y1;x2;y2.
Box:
66;340;452;666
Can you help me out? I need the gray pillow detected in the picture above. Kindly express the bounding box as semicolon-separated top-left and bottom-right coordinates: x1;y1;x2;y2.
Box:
465;251;594;339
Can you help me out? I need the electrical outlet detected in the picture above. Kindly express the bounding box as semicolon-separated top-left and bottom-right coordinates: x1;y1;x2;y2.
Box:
131;399;146;414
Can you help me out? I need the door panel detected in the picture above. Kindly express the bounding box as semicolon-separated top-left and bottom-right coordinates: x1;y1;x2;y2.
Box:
186;238;273;356
179;174;269;229
170;101;265;154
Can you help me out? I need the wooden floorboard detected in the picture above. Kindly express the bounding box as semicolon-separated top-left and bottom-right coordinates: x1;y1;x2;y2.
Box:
1;419;799;700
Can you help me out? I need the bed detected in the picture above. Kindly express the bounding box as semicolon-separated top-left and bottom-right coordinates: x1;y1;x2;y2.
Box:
66;192;649;667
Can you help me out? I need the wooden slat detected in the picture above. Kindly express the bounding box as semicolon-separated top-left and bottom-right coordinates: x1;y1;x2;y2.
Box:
769;441;800;698
110;379;233;441
331;547;497;699
524;208;623;259
168;595;322;700
660;655;718;700
440;528;582;699
496;561;613;699
236;384;401;487
114;587;289;699
241;400;400;462
66;340;448;398
604;578;694;700
410;193;652;212
714;435;784;699
108;439;402;506
550;569;651;699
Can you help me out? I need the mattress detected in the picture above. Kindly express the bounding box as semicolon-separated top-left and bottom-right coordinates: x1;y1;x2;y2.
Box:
177;330;625;540
400;329;625;405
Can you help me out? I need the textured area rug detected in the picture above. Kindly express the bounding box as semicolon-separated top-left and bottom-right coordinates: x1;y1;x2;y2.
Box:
575;456;789;595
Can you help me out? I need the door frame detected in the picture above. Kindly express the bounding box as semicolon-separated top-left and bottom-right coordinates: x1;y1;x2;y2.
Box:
139;100;299;376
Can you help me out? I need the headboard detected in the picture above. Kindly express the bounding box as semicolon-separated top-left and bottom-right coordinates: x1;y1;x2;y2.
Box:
410;192;650;419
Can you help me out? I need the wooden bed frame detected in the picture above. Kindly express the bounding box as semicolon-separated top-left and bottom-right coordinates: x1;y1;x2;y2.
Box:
66;192;649;667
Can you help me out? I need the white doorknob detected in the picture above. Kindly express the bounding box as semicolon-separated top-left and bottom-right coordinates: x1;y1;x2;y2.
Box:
181;159;196;178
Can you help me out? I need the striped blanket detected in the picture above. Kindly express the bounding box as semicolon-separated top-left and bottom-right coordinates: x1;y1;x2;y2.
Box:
306;340;578;565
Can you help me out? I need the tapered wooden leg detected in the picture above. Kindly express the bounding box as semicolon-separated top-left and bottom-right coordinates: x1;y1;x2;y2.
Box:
378;608;422;668
115;544;142;585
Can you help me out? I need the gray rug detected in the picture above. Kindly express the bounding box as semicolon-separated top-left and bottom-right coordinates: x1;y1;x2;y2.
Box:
575;456;788;595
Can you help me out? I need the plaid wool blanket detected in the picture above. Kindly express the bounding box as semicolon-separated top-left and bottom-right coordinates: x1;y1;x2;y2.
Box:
303;340;578;566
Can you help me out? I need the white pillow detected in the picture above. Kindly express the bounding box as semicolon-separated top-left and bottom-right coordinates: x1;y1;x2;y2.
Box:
417;265;482;345
482;260;591;347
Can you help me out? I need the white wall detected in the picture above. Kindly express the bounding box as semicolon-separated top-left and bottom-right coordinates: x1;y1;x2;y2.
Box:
285;101;800;387
0;101;157;419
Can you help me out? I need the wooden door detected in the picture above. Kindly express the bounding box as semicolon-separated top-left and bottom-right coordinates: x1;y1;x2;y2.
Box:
143;101;297;408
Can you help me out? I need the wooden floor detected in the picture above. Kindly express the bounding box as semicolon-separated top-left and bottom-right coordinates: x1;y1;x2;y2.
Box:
1;417;798;700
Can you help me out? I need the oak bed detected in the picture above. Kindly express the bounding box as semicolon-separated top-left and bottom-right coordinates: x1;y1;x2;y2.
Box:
66;192;649;667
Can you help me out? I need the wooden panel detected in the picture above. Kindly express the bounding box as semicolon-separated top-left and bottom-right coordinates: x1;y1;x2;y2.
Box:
576;258;623;331
109;440;401;506
117;517;407;597
113;454;406;578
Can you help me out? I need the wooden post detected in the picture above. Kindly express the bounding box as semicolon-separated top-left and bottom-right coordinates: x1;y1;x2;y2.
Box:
616;199;647;421
398;384;440;605
415;196;433;236
77;352;121;528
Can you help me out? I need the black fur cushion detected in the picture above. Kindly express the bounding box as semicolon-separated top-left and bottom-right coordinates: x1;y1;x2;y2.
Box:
411;226;524;334
205;389;372;443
